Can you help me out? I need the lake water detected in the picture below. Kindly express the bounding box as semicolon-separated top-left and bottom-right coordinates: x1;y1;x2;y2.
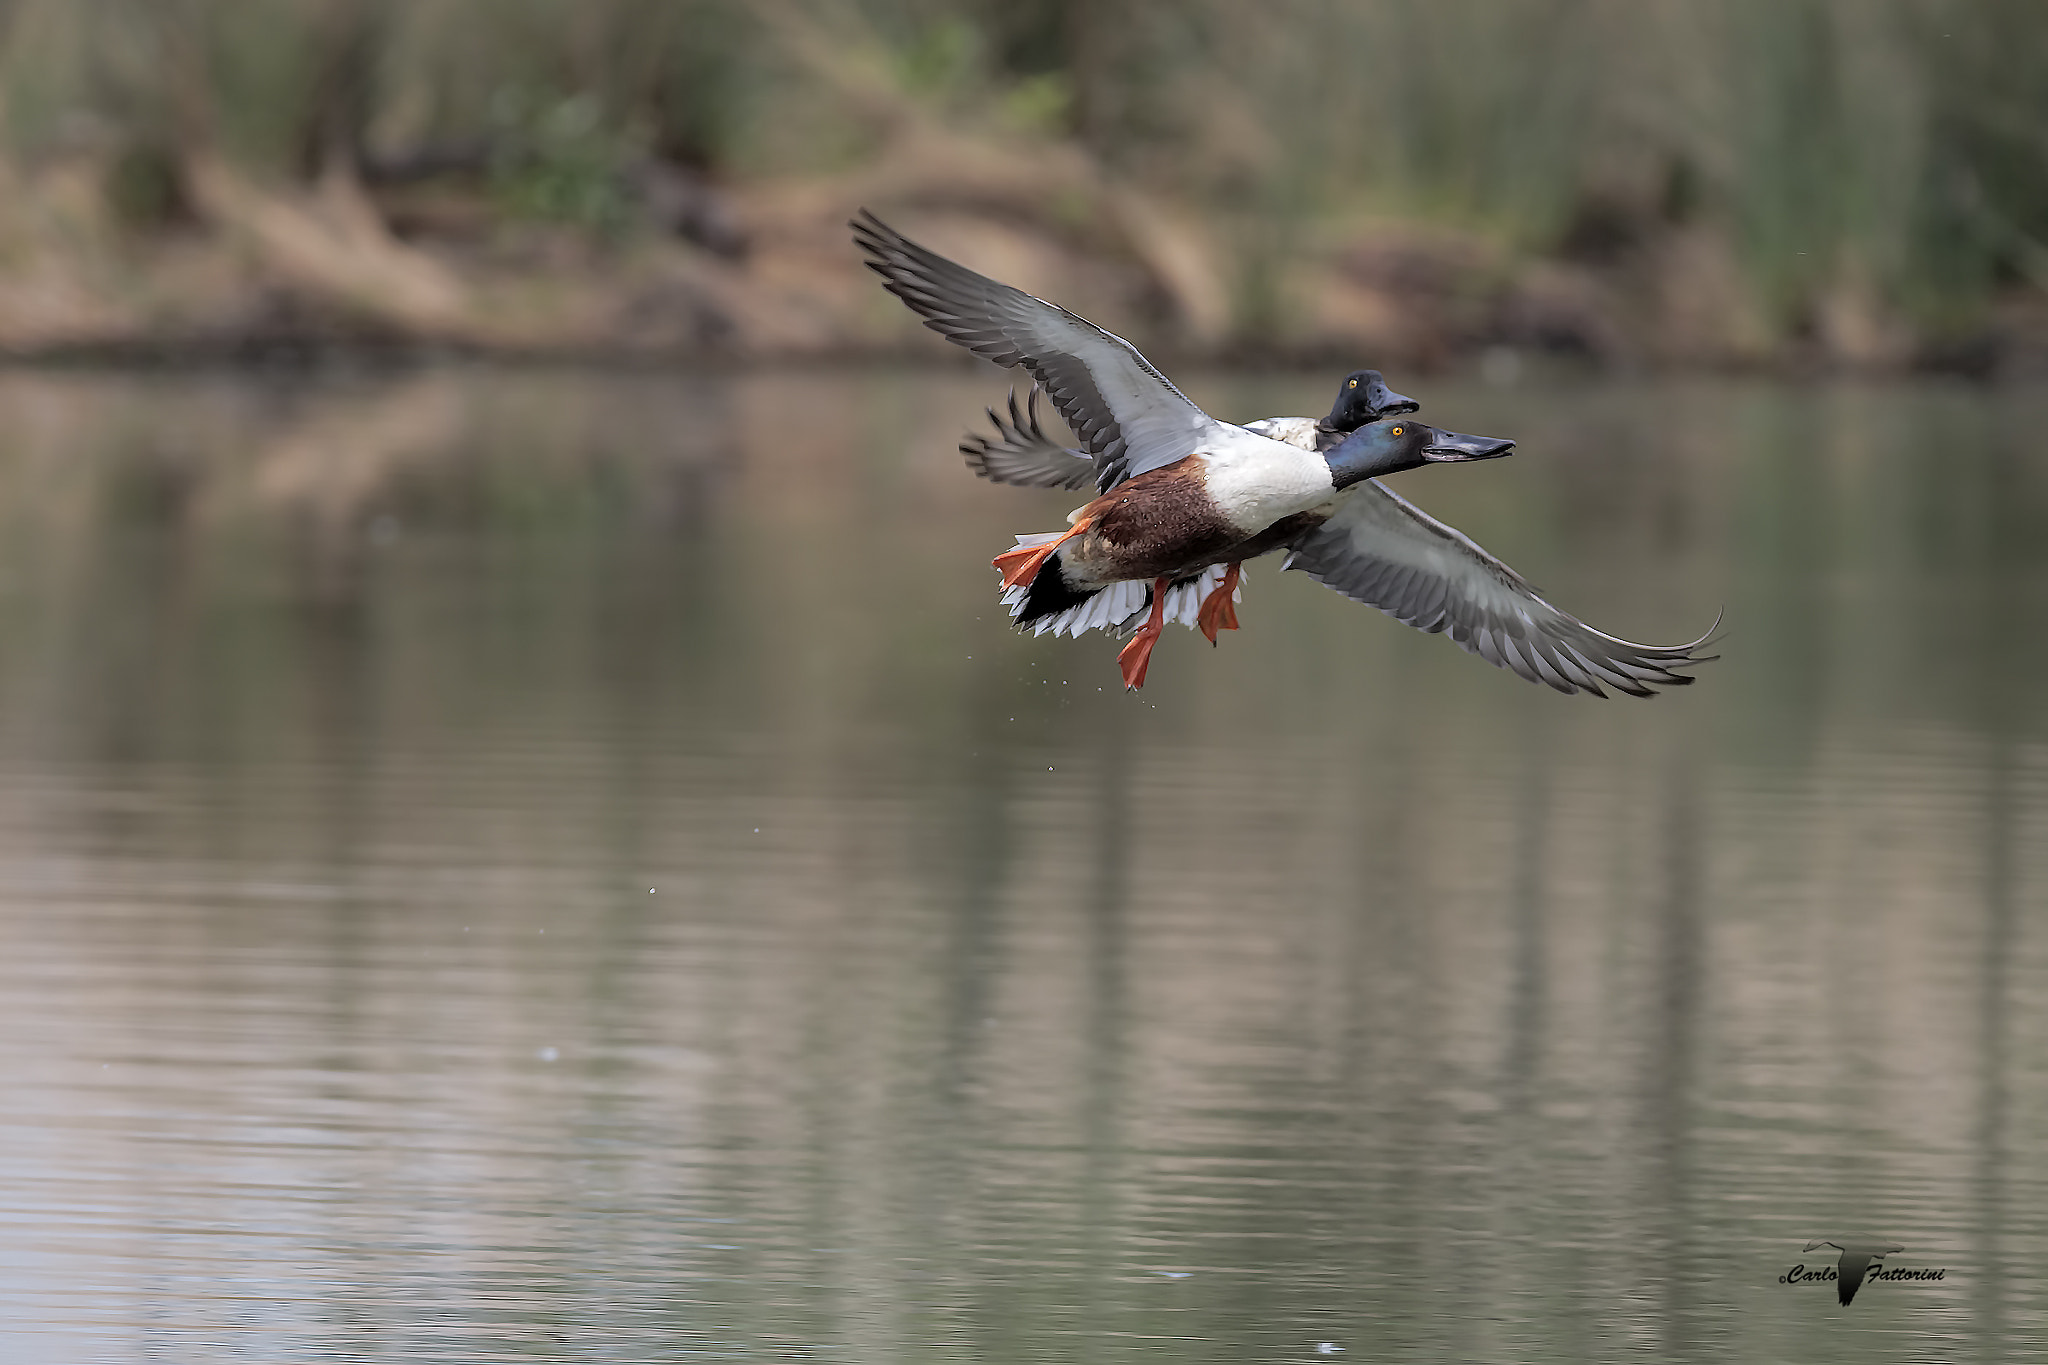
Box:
0;365;2042;1363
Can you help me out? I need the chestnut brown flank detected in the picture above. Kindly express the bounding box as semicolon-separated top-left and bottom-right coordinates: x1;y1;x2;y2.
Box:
1063;457;1243;585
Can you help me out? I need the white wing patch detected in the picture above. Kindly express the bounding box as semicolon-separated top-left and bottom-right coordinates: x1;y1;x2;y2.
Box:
1239;416;1321;449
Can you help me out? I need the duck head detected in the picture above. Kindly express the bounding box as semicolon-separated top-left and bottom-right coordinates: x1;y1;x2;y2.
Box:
1323;369;1420;433
1323;420;1515;490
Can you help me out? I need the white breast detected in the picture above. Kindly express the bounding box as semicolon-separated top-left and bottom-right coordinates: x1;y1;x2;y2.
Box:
1201;426;1338;533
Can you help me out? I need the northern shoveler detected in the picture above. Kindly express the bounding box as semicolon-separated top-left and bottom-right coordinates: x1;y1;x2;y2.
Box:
852;209;1716;695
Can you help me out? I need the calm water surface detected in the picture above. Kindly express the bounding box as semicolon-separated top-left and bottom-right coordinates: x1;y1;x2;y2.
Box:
0;366;2044;1363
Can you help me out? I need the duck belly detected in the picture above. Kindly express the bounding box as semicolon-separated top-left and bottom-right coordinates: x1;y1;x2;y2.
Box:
1218;505;1335;562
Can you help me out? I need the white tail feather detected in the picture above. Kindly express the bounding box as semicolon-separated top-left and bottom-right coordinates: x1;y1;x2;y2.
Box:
997;536;1245;639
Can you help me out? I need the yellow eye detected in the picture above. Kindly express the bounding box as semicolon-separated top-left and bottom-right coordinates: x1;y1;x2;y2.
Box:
1390;425;1403;436
1347;379;1357;388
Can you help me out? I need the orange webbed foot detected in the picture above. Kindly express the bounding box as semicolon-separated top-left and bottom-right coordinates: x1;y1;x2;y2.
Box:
1195;563;1242;645
1116;576;1175;690
992;517;1092;590
1118;630;1160;690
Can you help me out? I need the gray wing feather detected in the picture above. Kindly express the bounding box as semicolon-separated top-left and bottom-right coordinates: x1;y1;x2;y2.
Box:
1285;480;1717;697
853;210;1218;492
959;387;1098;491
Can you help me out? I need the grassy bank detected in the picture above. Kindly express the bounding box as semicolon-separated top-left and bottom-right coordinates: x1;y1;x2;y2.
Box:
0;0;2043;371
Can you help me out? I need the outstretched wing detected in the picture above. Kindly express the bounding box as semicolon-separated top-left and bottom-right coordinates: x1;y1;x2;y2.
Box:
1283;480;1717;697
959;387;1097;491
853;209;1219;492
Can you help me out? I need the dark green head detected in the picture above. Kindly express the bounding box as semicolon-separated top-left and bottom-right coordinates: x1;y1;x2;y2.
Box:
1323;369;1420;433
1323;419;1515;490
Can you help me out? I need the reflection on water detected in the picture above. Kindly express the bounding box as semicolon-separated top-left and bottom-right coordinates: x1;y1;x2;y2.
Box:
0;366;2043;1363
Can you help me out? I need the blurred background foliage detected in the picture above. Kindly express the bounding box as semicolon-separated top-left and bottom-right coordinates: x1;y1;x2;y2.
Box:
0;0;2042;368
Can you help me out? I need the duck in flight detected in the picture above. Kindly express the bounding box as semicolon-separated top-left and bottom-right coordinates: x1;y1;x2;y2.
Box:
852;209;1717;693
959;370;1424;664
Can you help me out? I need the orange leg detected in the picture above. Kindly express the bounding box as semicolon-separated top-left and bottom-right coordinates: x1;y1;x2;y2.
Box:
992;517;1093;590
1195;562;1242;645
1117;576;1175;690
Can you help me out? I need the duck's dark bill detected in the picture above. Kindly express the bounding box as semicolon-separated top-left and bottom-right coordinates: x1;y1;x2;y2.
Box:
1421;428;1515;462
1365;376;1420;416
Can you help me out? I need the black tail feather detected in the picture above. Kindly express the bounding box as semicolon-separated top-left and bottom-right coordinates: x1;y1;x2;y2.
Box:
1014;553;1096;627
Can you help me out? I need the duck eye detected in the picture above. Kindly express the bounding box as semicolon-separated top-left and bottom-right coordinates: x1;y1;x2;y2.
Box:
1390;425;1403;436
1347;379;1357;388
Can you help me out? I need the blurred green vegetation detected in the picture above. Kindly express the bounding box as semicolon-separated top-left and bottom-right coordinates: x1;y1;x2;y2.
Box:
0;0;2042;350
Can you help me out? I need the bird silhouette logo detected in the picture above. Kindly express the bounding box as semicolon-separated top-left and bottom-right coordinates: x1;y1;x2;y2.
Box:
1802;1240;1906;1305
